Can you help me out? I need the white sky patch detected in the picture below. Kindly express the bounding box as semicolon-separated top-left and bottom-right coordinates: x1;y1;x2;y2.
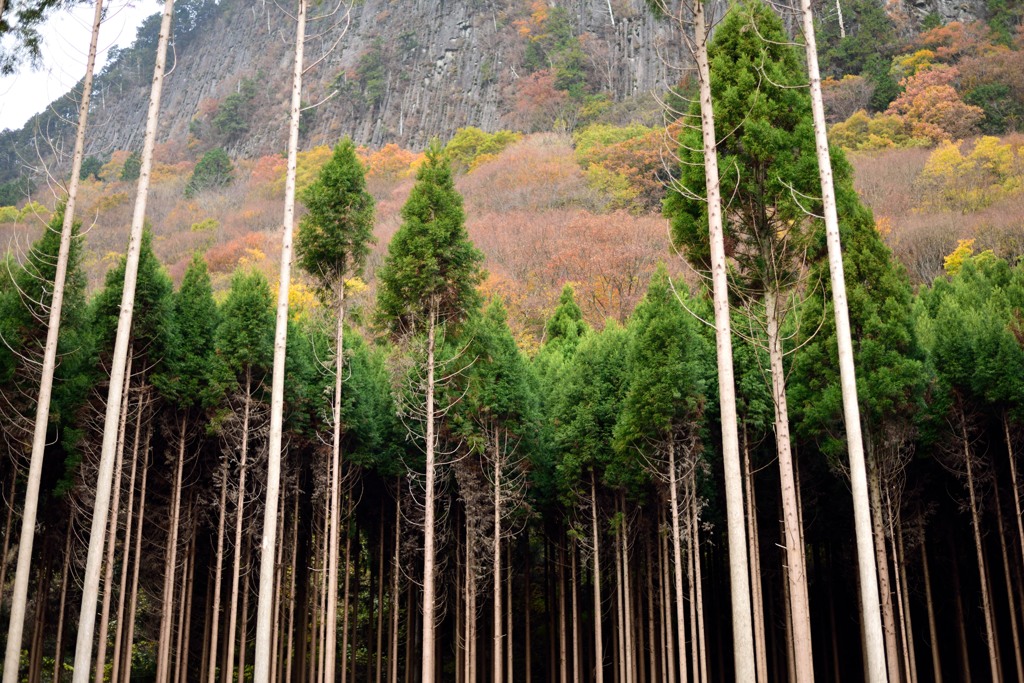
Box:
0;0;162;131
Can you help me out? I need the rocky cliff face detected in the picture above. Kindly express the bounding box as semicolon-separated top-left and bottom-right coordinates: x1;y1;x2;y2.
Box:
77;0;689;160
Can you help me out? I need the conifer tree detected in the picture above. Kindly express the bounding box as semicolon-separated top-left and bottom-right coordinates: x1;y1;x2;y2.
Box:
296;135;375;683
664;3;824;675
376;141;483;683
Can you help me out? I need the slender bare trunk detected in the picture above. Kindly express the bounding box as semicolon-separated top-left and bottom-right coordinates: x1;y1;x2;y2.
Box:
271;496;286;683
765;290;814;682
494;439;505;683
326;288;345;683
286;484;299;683
525;546;532;683
239;540;251;683
591;472;605;683
799;0;886;676
867;448;900;683
645;535;657;683
894;515;918;683
123;421;151;683
660;512;676;683
208;456;230;683
620;506;634;683
1;2;106;675
227;375;253;683
157;415;188;683
182;529;196;683
112;396;146;683
0;475;16;597
421;303;438;683
921;536;942;683
254;2;307;680
1004;414;1024;578
377;512;385;683
887;504;912;683
995;486;1024;683
687;494;699;683
95;362;132;683
615;519;625;683
961;412;1000;682
69;3;176;679
507;542;514;683
668;441;689;683
690;475;708;683
340;495;354;683
52;518;73;683
688;0;756;674
743;425;768;683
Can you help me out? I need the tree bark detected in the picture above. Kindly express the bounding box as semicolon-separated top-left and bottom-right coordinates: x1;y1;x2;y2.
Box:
1004;414;1024;579
157;414;188;683
765;289;815;683
0;474;16;602
798;0;887;677
494;437;505;683
867;447;901;683
668;441;689;683
950;541;972;683
69;2;176;679
239;540;251;683
995;485;1024;683
286;484;300;683
961;411;1001;682
123;421;152;683
94;361;133;683
921;536;942;683
893;514;918;683
389;483;401;683
326;286;345;683
207;456;230;683
254;2;307;680
112;394;146;683
52;517;73;683
571;541;580;683
620;506;634;683
177;523;197;683
227;374;254;683
340;495;354;683
690;0;756;674
660;511;676;683
1;1;106;675
690;475;708;683
418;300;440;683
743;424;768;683
591;471;605;683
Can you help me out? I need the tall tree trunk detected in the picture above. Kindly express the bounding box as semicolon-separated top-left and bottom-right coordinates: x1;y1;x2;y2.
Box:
620;507;634;683
27;555;49;683
893;514;918;683
591;471;605;683
421;302;439;683
1;2;106;675
157;415;188;683
994;486;1024;683
887;504;912;683
95;362;133;683
494;438;505;683
326;287;345;683
798;0;886;676
271;488;285;683
614;519;625;683
69;2;176;680
239;540;251;683
921;536;942;683
867;447;901;683
0;474;16;601
765;290;814;683
122;422;151;683
660;512;676;683
52;517;73;683
524;542;532;683
961;411;1000;682
341;494;354;683
177;524;197;683
743;425;768;683
208;456;230;683
507;542;514;683
227;375;253;683
286;484;300;683
1004;414;1024;578
645;534;657;683
690;475;708;683
688;493;699;683
668;440;689;683
254;2;307;680
690;0;756;674
112;395;146;683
